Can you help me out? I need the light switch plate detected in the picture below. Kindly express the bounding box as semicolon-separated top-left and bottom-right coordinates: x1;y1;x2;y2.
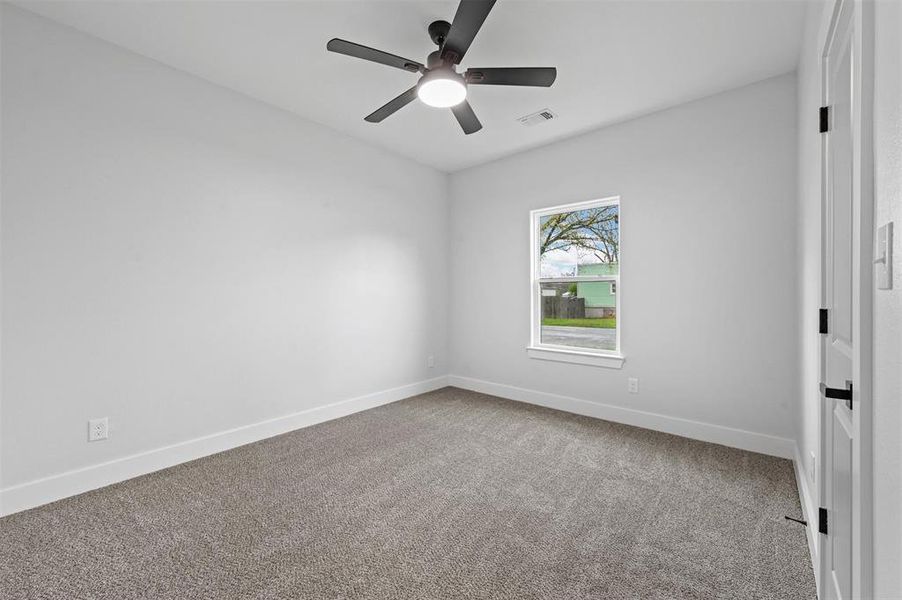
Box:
876;222;893;290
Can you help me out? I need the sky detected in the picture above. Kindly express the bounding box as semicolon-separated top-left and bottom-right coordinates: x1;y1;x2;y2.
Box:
540;245;604;278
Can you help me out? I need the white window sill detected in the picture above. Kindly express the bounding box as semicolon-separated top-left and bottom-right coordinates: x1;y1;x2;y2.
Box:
526;346;625;369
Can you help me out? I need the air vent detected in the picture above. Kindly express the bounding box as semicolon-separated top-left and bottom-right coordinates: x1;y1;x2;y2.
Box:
517;108;556;127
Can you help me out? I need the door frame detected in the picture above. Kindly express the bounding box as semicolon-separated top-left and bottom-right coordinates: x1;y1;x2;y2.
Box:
818;0;875;597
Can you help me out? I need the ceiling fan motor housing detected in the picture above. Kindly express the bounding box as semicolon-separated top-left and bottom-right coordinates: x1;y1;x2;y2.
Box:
426;51;446;70
418;68;465;89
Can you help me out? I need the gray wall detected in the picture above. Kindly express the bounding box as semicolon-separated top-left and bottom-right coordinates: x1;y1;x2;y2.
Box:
449;74;799;440
0;6;449;490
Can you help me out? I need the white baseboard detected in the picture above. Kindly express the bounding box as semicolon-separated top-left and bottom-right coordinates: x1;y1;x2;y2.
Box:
0;376;449;517
447;374;795;459
793;445;821;597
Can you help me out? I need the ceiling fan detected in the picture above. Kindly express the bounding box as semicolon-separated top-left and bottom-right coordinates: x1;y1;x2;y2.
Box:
326;0;556;135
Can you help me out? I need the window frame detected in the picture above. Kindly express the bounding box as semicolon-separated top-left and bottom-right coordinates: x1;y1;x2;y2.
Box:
527;196;624;369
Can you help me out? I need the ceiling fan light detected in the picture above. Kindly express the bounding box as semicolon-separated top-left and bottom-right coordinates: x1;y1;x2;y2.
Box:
417;72;467;108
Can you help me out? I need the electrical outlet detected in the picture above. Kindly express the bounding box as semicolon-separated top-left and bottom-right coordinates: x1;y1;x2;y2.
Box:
88;417;109;442
427;355;435;368
628;377;639;394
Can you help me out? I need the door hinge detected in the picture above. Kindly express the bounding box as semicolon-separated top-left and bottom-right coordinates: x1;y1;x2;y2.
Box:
819;106;830;133
819;308;829;334
818;507;829;535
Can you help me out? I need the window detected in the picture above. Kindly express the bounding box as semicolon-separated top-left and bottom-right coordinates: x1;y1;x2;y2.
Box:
528;197;623;368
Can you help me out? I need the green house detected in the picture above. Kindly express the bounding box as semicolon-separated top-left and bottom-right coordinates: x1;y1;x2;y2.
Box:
576;263;617;317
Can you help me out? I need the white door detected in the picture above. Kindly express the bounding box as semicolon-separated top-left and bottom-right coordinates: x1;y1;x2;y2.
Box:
820;0;872;598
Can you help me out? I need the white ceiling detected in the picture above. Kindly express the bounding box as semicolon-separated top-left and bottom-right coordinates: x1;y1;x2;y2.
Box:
18;0;807;172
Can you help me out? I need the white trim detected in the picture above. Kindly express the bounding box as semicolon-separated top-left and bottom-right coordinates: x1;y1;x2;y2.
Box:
0;376;449;517
447;375;794;458
850;2;875;596
526;345;624;368
794;445;822;597
530;195;620;219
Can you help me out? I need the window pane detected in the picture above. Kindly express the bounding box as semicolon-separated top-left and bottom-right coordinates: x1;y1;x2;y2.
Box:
540;281;616;351
539;204;619;278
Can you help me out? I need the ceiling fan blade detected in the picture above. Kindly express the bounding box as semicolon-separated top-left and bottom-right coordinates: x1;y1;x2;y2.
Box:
327;38;423;73
364;86;419;123
441;0;497;64
451;101;482;134
466;67;557;87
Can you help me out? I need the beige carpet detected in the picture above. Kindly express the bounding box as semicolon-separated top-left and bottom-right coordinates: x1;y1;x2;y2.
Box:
0;387;815;599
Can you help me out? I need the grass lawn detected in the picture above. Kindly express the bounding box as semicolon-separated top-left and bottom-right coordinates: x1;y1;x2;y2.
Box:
542;318;616;329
